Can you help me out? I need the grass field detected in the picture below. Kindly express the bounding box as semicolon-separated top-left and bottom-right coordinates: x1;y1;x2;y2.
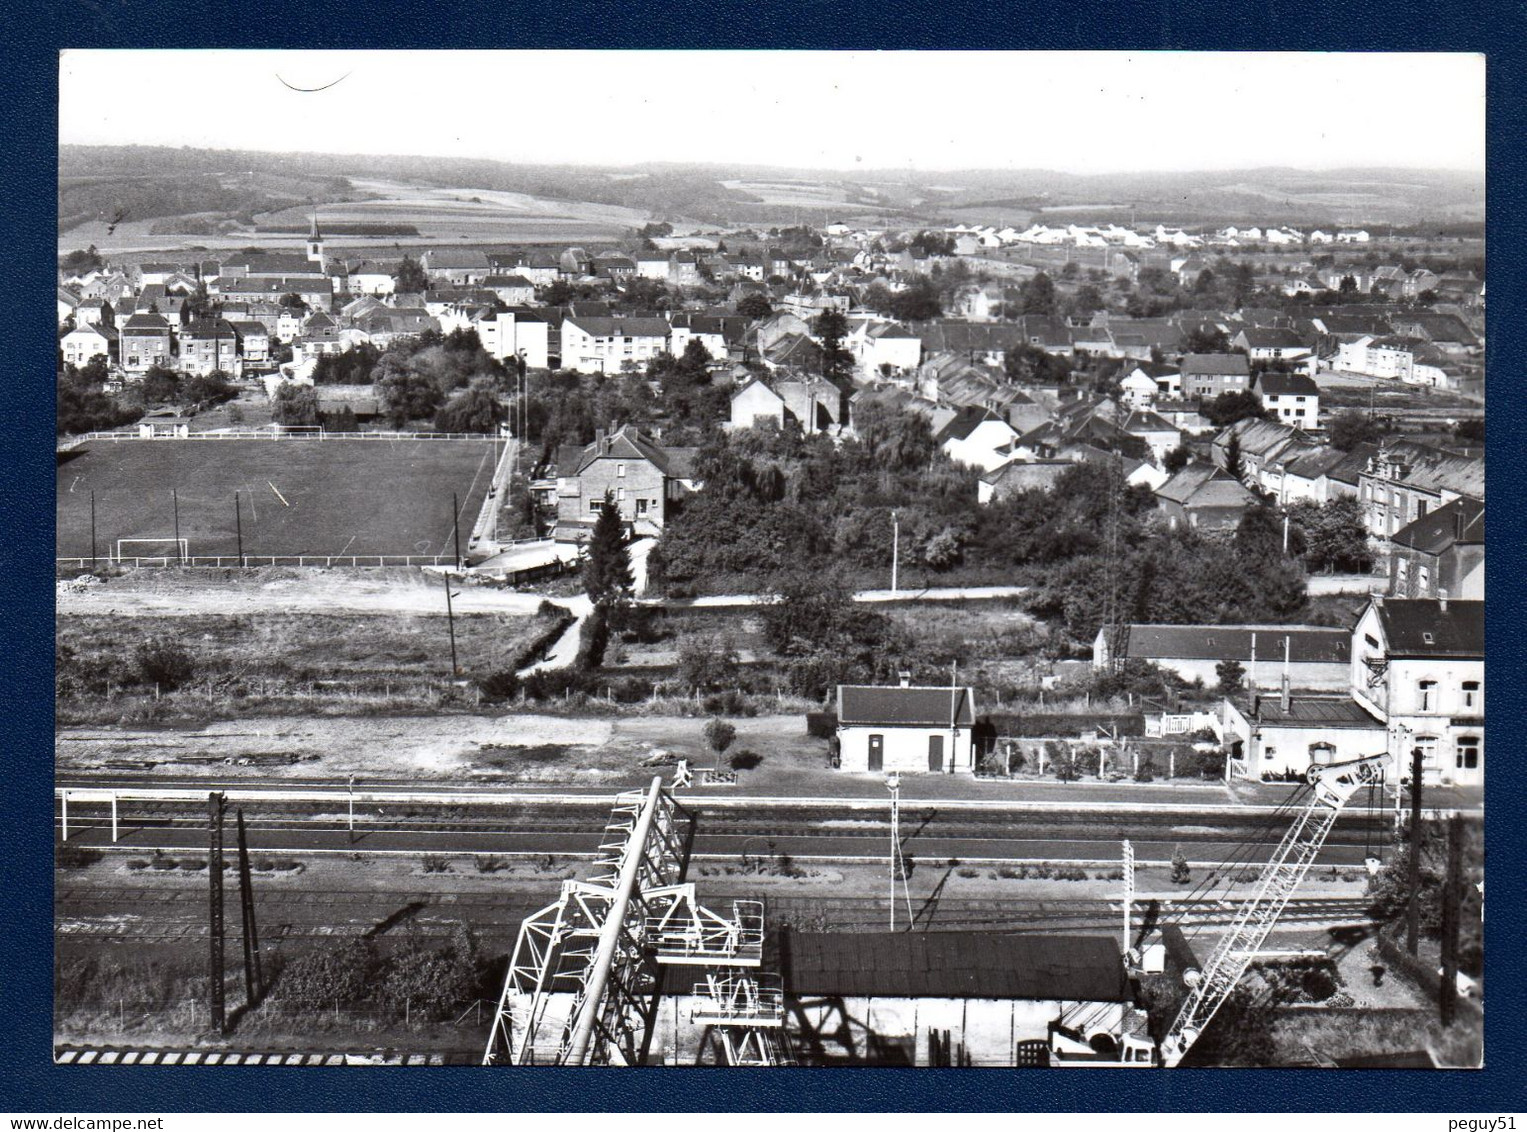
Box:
56;439;501;560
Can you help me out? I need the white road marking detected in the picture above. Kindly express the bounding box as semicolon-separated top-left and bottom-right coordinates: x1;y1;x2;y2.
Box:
268;481;290;507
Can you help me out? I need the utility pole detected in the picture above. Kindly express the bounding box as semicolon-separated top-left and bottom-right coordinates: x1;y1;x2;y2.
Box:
452;491;463;569
90;489;97;571
890;510;899;594
234;492;245;567
208;792;226;1033
1439;814;1464;1027
236;810;262;1008
172;489;183;564
1122;840;1135;956
887;772;900;932
443;573;460;677
1406;744;1424;956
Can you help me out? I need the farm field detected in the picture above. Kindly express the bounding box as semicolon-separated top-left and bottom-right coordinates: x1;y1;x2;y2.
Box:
56;438;501;561
61;178;653;258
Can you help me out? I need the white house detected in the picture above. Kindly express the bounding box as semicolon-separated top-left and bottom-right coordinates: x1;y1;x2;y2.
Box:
60;323;117;368
560;316;671;375
1254;371;1321;430
475;309;550;371
935;407;1020;473
836;682;977;774
1350;596;1484;787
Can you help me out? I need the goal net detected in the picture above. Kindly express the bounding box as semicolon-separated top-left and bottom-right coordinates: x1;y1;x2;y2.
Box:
115;538;189;562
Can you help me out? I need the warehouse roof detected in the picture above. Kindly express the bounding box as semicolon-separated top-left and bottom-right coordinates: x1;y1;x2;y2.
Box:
837;685;976;728
779;931;1130;1003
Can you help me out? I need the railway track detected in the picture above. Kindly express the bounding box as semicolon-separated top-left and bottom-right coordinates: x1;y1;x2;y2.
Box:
53;1046;478;1066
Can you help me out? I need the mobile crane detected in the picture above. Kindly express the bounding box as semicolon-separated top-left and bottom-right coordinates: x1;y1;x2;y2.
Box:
1054;752;1390;1067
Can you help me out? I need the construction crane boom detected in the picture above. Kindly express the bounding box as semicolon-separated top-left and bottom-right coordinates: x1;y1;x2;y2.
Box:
1158;752;1389;1067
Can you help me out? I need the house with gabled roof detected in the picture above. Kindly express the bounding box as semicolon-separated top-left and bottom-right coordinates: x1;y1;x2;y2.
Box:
1253;371;1320;430
1119;408;1182;464
560;315;671;374
420;249;492;285
1350;596;1484;786
835;679;977;774
1389;497;1483;601
1358;441;1484;541
119;313;173;375
935;406;1020;473
61;322;118;368
176;318;241;377
729;375;843;435
1153;464;1258;532
1180;353;1251;399
553;424;700;540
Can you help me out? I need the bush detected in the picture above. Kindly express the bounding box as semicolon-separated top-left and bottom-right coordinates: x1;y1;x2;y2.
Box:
135;638;195;691
57;844;104;869
728;748;762;771
1170;847;1192;885
477;669;521;702
702;689;755;717
421;854;451;874
574;607;610;671
277;940;379;1008
805;710;838;739
1301;966;1339;1002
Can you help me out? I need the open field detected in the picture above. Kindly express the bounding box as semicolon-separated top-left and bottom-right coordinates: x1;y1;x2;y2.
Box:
57;439;501;560
55;608;565;725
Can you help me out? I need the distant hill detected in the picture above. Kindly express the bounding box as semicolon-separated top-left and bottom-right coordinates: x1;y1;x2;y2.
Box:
59;145;1483;241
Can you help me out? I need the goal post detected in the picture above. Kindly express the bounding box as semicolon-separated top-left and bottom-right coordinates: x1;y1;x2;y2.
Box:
115;537;189;563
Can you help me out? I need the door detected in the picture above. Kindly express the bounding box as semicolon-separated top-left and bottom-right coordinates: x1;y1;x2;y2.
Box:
867;734;884;772
928;734;944;772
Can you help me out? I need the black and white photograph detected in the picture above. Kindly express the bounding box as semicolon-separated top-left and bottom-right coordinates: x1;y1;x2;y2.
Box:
52;48;1485;1071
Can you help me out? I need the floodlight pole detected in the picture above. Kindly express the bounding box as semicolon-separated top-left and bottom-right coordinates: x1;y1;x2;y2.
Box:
443;573;460;677
172;489;183;564
890;510;900;594
90;490;97;571
452;491;463;569
234;492;245;567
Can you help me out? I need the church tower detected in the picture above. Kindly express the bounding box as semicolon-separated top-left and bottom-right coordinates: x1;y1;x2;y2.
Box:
306;210;326;268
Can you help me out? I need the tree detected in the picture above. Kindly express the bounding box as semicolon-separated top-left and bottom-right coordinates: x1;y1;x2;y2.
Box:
703;718;737;758
1070;283;1105;317
813;309;854;385
1223;432;1245;482
888;276;942;322
583;492;634;609
181;371;237;409
679;337;712;374
1020;271;1057;316
1453;418;1485;445
1216;659;1245;696
141;365;180;404
735;293;773;320
1184;325;1232;354
1163;444;1192;473
675;634;740;693
1287;498;1375;574
1170;846;1192;884
393;255;429;294
376;358;444;426
433;387;503;433
1204;391;1270;428
272;382;320;426
1003;343;1070;385
61;245;103;272
1327;409;1384;452
278;292;308;310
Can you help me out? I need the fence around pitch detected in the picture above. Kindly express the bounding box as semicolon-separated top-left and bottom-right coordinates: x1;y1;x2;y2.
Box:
61;429;505;443
57;554;463;569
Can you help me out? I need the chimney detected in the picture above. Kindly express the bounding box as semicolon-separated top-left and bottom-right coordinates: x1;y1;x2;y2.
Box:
594;428;606;453
898;671;911;688
1455;506;1464;543
1439;588;1448;614
1280;672;1291;713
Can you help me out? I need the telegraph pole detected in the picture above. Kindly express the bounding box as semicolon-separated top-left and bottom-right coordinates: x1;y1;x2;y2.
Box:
90;489;97;571
236;810;262;1007
452;491;463;569
890;510;900;593
1406;744;1424;956
887;772;900;932
1122;840;1136;956
172;489;183;564
443;573;460;677
1439;815;1464;1027
208;792;226;1033
234;492;245;567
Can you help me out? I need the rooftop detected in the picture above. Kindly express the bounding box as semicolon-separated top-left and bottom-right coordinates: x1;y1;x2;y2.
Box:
837;685;976;728
779;930;1129;1003
1123;623;1350;665
1373;598;1484;657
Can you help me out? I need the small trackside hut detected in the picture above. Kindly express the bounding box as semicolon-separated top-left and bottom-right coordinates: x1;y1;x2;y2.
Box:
835;679;977;774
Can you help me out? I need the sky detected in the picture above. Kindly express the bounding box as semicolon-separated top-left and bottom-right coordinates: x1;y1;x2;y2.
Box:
60;50;1485;175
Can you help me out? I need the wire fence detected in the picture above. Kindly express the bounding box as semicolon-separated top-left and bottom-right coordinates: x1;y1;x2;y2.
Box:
54;997;498;1036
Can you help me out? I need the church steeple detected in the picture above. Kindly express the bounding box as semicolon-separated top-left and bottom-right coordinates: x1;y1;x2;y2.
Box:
306;209;325;267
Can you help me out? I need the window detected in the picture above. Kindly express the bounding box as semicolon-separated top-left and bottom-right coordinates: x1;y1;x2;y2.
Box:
1395;559;1409;592
1418;679;1437;711
616;487;625;502
1418;566;1431;592
1308;741;1336;765
1461;680;1480;710
589;499;603;515
1417;499;1428;519
1455;736;1480;771
1414;735;1439;768
616;463;625;478
636;499;649;516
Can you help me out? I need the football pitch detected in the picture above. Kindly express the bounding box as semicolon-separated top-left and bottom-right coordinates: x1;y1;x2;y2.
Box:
57;438;503;561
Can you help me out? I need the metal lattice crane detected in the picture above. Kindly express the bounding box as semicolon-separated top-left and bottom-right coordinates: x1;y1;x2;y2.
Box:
1157;752;1390;1067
